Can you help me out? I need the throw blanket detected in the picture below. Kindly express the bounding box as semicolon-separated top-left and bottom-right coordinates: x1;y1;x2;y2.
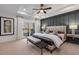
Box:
33;33;63;48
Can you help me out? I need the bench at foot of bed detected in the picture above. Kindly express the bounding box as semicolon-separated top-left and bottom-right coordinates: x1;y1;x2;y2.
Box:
27;36;57;55
27;36;48;55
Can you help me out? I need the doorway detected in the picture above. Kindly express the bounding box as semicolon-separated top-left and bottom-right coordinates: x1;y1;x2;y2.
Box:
23;22;35;38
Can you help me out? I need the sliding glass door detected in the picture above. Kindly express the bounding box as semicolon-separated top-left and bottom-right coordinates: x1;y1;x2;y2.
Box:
23;22;35;37
29;23;35;36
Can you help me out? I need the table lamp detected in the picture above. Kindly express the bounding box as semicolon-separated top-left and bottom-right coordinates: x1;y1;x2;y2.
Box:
69;25;77;39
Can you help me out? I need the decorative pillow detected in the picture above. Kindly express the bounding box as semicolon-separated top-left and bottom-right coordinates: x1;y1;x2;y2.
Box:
48;30;53;33
58;31;64;34
53;31;58;35
46;29;53;34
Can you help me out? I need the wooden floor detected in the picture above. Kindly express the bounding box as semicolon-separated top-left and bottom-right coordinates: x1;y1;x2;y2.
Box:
0;39;79;55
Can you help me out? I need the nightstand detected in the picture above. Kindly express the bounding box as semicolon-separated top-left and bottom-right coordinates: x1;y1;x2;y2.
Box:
67;34;75;40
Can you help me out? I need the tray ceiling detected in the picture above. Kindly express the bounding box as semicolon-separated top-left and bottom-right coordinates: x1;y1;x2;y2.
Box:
0;4;79;19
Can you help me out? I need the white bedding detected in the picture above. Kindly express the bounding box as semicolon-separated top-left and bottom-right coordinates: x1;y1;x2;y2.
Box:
27;36;41;43
33;33;63;48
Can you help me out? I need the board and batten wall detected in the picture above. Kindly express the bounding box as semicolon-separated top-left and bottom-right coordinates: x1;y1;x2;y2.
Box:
41;9;79;34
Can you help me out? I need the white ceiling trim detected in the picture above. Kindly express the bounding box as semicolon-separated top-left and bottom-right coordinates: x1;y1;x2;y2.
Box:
0;4;79;20
40;4;79;19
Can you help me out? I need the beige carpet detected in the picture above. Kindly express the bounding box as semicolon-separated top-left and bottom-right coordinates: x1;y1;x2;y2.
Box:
0;39;79;55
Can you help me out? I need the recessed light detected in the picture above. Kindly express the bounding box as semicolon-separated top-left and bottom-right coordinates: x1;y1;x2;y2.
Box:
23;8;26;11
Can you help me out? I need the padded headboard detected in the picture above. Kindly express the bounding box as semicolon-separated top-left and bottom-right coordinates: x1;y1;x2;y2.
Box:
46;26;66;41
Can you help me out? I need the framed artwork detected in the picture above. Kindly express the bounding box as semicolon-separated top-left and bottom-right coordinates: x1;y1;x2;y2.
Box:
0;17;14;35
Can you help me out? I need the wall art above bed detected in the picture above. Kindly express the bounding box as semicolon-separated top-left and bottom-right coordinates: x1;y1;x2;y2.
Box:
0;17;14;36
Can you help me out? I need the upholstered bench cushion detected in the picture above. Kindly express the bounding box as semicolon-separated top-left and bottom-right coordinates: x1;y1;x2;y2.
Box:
27;36;41;43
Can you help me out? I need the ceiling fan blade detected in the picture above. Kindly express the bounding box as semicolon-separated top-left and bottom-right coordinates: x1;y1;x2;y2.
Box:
43;10;46;14
44;7;52;10
33;4;51;14
33;9;40;10
40;4;44;7
37;11;40;14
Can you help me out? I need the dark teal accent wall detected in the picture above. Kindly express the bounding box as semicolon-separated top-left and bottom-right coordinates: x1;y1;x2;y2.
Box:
41;9;79;34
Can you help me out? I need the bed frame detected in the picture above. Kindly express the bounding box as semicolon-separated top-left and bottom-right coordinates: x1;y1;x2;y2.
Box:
27;26;67;55
46;26;67;42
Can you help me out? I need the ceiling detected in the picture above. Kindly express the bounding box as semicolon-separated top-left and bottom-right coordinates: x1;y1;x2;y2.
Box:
0;4;79;19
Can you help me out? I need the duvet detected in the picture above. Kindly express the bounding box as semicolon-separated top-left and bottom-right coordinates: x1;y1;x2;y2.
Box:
33;33;63;48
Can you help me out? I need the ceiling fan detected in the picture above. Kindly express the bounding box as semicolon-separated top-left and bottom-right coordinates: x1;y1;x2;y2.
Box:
33;4;52;14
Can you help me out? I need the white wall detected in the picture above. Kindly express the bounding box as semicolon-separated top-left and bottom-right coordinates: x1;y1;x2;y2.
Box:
0;15;26;42
34;19;40;33
0;13;18;42
17;17;24;39
0;13;41;42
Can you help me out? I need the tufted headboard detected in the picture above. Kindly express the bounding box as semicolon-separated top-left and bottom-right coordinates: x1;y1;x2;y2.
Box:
46;26;67;42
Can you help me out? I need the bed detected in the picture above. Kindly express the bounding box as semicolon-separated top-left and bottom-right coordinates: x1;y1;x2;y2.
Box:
27;26;66;54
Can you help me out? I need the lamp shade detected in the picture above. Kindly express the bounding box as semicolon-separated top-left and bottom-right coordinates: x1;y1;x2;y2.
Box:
69;25;77;29
42;24;46;30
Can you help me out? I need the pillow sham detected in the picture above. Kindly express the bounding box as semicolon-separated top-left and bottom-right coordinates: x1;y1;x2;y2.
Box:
58;31;64;34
